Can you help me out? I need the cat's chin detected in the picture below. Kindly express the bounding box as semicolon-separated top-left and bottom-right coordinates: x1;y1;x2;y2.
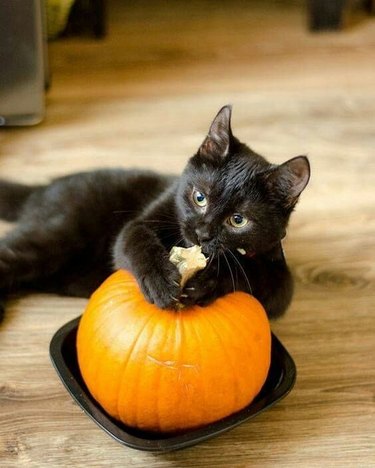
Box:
181;232;200;249
182;237;215;257
182;239;196;248
200;243;220;257
183;240;212;257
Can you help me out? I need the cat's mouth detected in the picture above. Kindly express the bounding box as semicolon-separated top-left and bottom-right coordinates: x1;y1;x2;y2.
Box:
184;236;255;260
182;229;214;255
199;243;215;257
237;247;256;258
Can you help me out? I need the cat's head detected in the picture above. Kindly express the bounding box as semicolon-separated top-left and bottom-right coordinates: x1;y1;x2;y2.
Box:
176;105;310;257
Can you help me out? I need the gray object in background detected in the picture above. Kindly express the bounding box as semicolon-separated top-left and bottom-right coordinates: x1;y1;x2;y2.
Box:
0;0;47;126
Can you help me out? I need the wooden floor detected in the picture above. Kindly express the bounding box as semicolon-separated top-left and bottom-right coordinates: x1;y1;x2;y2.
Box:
1;0;375;466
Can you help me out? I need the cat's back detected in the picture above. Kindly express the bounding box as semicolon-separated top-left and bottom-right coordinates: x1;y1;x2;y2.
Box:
68;168;175;201
25;168;176;226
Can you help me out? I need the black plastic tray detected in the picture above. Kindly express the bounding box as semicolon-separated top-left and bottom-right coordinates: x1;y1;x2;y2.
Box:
50;316;296;452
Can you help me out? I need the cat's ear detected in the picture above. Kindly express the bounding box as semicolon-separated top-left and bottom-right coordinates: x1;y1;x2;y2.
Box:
198;105;233;159
266;156;310;208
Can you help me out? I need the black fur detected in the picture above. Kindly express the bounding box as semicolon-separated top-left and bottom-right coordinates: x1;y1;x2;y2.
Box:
0;106;310;320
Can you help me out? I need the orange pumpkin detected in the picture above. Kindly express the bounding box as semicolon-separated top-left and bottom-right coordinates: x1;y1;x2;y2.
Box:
76;269;271;433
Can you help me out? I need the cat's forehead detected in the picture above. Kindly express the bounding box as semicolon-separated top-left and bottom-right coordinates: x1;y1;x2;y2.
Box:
192;158;257;193
187;158;264;214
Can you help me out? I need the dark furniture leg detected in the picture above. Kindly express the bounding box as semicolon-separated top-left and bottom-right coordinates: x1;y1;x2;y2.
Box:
364;0;375;13
92;0;106;37
65;0;106;38
308;0;346;31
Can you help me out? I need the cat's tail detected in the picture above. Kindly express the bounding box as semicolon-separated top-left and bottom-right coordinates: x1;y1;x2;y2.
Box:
0;180;41;222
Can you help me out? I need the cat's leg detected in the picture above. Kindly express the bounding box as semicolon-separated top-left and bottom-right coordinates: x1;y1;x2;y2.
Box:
169;244;294;317
183;244;294;318
250;244;294;319
114;221;181;309
0;179;41;222
0;228;62;323
0;221;84;293
257;265;294;319
113;192;182;309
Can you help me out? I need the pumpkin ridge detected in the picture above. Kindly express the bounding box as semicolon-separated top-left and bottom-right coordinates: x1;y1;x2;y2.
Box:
88;293;129;340
127;310;164;430
91;325;130;418
175;309;185;423
78;304;126;405
216;296;262;351
187;313;207;423
115;306;160;425
150;313;174;433
217;296;271;397
83;304;136;413
198;308;240;415
202;309;240;412
84;272;135;336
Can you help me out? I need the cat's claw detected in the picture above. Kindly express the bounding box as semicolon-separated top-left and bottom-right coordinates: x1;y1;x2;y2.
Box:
138;263;182;310
179;271;217;307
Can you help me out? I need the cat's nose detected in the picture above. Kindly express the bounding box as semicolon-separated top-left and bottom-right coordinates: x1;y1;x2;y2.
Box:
195;226;213;243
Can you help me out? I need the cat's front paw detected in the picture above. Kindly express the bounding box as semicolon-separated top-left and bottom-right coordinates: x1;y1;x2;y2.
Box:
139;264;181;310
179;271;218;308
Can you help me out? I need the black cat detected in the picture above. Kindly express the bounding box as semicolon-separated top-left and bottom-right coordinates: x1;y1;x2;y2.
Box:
0;106;310;321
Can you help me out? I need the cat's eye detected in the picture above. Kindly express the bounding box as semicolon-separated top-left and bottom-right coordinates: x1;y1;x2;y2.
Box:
228;214;249;228
192;190;207;208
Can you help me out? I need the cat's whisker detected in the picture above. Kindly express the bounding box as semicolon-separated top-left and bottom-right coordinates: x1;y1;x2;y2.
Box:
144;225;182;234
154;212;180;219
112;211;180;226
205;253;216;269
222;250;236;293
146;212;181;222
162;234;185;245
143;220;180;226
143;216;179;222
112;209;138;215
226;248;253;295
154;227;182;235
